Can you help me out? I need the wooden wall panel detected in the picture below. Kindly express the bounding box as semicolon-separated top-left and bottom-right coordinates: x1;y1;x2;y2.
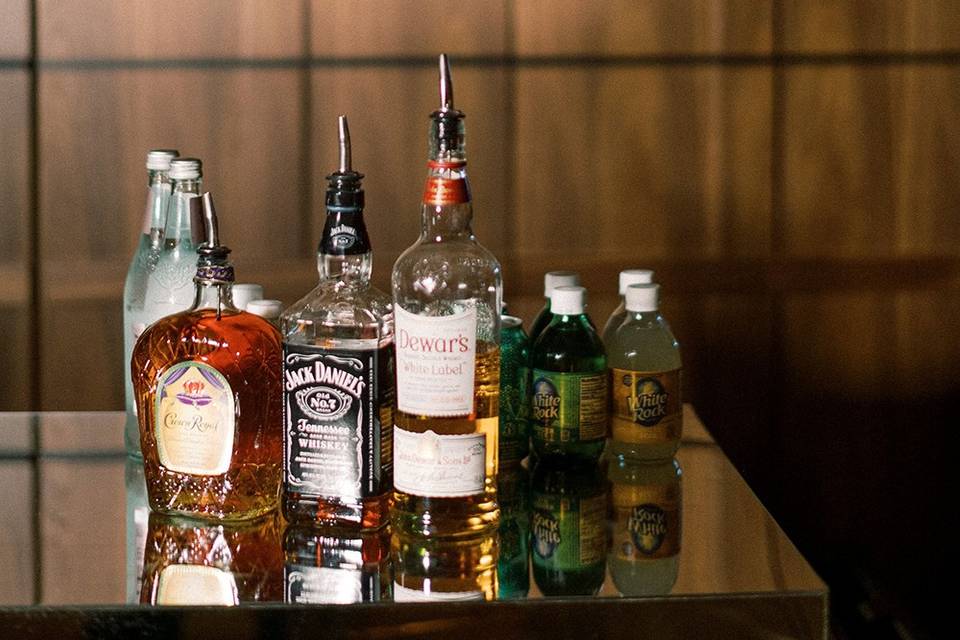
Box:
0;0;29;59
514;67;772;264
309;66;512;296
779;1;960;53
0;462;32;605
514;0;772;55
0;70;31;410
783;66;960;258
37;0;306;59
311;0;508;56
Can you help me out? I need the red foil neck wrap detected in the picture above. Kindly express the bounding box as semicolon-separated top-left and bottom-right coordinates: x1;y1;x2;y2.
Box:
423;160;470;205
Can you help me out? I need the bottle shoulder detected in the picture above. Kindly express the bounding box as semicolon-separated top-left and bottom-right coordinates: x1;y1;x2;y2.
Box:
135;309;282;361
531;317;606;368
606;315;681;370
393;238;502;277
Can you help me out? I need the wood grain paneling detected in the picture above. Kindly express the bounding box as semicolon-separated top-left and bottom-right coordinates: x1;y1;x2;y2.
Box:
515;0;771;55
41;460;125;604
783;66;960;258
779;1;960;53
0;462;32;605
309;65;511;294
0;0;29;59
37;0;306;59
311;0;508;57
514;67;771;263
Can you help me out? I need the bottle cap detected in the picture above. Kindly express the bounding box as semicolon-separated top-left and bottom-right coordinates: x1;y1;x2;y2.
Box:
544;270;580;297
619;268;654;295
625;283;659;312
551;285;586;315
232;284;264;310
145;149;179;171
501;315;522;329
169;157;202;180
246;299;284;320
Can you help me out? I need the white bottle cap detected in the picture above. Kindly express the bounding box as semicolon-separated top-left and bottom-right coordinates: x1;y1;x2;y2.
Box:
619;268;654;295
168;157;202;180
146;149;179;171
544;270;580;297
625;283;659;312
232;283;264;310
246;299;284;320
551;285;586;315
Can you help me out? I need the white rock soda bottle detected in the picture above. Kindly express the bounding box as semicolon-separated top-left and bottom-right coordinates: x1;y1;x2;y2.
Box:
391;54;502;537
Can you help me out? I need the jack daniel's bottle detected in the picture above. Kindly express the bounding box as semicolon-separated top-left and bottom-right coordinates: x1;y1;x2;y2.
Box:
391;54;502;537
281;116;394;529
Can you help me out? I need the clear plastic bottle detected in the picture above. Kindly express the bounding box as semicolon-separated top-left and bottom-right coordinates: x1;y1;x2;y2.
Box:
280;116;394;530
601;268;654;340
608;456;681;596
123;149;178;455
606;283;682;461
528;271;580;343
530;286;607;462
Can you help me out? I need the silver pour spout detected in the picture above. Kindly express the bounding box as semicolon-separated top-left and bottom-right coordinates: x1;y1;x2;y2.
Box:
439;53;454;111
189;192;221;248
338;114;352;173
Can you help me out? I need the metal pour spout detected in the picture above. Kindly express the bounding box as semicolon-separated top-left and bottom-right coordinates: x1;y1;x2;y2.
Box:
190;191;221;248
439;53;454;111
338;114;352;173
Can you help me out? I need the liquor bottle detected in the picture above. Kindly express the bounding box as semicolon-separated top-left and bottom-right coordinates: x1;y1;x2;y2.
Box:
132;192;283;521
281;116;394;529
608;456;681;596
530;286;607;461
283;524;392;604
528;271;580;343
499;315;530;465
392;531;498;601
530;458;606;596
601;269;655;340
391;54;502;537
123;149;179;455
140;511;282;605
606;283;682;461
496;465;530;599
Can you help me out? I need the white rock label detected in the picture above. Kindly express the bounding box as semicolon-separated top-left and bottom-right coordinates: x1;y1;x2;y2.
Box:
393;428;485;497
395;306;476;417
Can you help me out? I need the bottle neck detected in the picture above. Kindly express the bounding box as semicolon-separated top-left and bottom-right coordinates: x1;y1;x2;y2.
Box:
319;252;372;284
318;205;372;285
164;178;202;241
420;161;473;239
191;280;238;318
144;170;172;245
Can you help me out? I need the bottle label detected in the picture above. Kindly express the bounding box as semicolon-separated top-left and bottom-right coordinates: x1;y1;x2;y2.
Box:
393;582;484;602
395;306;476;417
423;161;470;206
156;565;239;606
393;428;485;497
609;369;682;444
531;493;605;570
612;483;681;560
282;344;394;500
285;565;370;604
531;370;607;445
155;361;235;476
320;208;371;256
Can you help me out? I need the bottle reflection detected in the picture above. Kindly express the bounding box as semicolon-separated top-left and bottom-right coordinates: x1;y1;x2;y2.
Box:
283;525;392;604
125;457;150;603
391;532;498;601
608;457;682;596
530;459;606;596
497;465;530;599
140;511;282;605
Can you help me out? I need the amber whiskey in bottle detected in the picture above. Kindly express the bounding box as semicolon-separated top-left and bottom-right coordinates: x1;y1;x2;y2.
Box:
132;192;283;521
391;54;502;538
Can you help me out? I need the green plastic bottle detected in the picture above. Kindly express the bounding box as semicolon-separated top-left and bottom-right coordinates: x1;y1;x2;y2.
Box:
530;286;607;462
605;283;682;461
530;458;606;596
528;271;581;343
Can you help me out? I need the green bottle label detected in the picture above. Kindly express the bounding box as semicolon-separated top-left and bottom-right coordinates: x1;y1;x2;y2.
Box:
531;493;605;570
531;370;607;445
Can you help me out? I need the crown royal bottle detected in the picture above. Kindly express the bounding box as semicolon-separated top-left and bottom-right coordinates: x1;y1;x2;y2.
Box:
391;54;502;537
280;116;394;529
132;192;283;521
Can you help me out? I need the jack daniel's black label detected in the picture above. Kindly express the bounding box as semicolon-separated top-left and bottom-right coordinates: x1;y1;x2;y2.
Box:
282;344;393;499
320;209;371;256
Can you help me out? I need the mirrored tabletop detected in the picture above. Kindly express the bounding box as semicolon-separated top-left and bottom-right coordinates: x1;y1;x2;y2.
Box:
0;407;826;638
